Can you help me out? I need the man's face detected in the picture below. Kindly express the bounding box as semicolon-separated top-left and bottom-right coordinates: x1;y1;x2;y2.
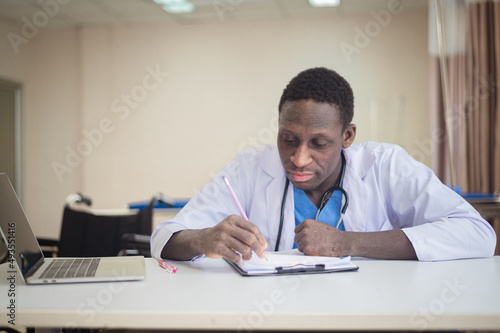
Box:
277;99;356;195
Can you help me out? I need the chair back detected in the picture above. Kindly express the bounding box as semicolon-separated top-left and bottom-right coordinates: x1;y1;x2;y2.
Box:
57;199;154;257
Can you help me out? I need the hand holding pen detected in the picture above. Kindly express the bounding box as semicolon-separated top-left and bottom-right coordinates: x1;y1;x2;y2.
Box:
222;176;269;261
159;178;268;262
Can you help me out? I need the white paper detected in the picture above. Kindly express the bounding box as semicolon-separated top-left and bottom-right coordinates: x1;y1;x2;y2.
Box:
236;249;355;274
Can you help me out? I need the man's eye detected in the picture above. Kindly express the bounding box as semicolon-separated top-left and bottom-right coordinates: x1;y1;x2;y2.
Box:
282;135;297;144
312;140;328;148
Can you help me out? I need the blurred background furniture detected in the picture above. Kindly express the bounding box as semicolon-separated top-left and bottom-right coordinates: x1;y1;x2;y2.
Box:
38;193;168;258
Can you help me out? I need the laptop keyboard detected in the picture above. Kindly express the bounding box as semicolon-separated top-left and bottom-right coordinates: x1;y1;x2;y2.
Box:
39;258;101;279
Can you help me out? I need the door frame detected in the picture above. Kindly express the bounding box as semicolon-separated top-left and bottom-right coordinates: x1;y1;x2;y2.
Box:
0;77;23;200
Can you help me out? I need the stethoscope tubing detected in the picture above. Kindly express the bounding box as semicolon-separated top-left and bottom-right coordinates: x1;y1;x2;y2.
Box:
274;152;349;251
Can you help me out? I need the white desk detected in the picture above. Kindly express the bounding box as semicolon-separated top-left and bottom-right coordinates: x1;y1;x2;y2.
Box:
1;257;500;331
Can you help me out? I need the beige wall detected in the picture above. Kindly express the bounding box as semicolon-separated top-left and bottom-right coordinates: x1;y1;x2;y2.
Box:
0;6;429;239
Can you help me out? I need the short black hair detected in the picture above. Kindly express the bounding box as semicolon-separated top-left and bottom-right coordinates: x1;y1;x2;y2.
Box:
278;67;354;129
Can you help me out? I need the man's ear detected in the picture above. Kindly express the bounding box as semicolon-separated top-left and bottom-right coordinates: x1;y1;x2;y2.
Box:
342;124;356;148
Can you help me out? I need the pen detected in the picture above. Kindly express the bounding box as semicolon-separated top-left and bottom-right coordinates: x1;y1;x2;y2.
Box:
158;260;178;274
222;175;268;260
163;265;177;274
222;175;249;220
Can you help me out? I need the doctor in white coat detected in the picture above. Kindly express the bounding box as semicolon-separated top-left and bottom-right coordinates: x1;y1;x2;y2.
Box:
151;68;496;262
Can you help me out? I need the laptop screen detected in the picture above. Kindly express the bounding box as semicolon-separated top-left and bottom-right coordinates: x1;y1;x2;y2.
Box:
0;173;44;277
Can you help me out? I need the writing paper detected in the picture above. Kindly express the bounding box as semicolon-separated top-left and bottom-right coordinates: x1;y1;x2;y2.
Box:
225;249;359;276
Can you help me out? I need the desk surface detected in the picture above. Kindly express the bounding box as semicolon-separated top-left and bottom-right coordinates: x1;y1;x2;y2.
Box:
1;256;499;331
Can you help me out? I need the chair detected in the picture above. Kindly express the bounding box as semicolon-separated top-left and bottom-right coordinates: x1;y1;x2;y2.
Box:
39;194;156;258
119;233;152;256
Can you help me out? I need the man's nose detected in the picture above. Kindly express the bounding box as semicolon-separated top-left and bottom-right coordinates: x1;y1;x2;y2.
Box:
290;145;312;168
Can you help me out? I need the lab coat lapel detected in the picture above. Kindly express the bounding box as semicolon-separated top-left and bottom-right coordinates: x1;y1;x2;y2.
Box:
258;144;375;248
342;146;375;232
259;146;295;251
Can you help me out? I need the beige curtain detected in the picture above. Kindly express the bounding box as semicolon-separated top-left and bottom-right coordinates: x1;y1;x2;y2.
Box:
429;0;468;191
430;0;499;193
429;0;500;255
465;0;500;193
430;54;467;189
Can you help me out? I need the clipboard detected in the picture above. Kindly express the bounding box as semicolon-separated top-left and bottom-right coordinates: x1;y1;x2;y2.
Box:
223;250;359;276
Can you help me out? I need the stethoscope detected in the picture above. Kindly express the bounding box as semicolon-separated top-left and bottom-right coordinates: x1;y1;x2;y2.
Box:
274;152;349;251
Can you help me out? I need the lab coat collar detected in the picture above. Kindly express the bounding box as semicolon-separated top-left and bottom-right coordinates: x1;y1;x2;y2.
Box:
257;144;376;246
258;145;295;251
342;144;376;232
257;145;283;179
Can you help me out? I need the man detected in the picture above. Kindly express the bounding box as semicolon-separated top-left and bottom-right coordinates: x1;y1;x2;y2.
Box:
151;67;496;262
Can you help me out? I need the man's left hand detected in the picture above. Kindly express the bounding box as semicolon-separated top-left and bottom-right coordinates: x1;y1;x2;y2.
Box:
294;219;418;260
294;219;348;257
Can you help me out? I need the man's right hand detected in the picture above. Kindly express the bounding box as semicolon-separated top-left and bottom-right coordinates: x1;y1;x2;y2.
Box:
160;215;268;262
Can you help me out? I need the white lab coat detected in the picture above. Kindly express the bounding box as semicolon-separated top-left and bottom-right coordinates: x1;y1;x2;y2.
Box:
151;142;496;261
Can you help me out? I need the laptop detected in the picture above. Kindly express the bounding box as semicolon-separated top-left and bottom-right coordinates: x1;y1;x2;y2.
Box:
0;173;145;284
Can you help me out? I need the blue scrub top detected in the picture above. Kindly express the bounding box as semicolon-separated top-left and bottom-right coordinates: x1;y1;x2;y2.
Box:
293;186;345;248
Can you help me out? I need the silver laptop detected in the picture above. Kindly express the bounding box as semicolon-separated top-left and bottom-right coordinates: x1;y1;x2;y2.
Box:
0;173;145;284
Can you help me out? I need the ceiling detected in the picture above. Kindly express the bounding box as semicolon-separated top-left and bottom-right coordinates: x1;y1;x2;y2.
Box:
0;0;428;27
